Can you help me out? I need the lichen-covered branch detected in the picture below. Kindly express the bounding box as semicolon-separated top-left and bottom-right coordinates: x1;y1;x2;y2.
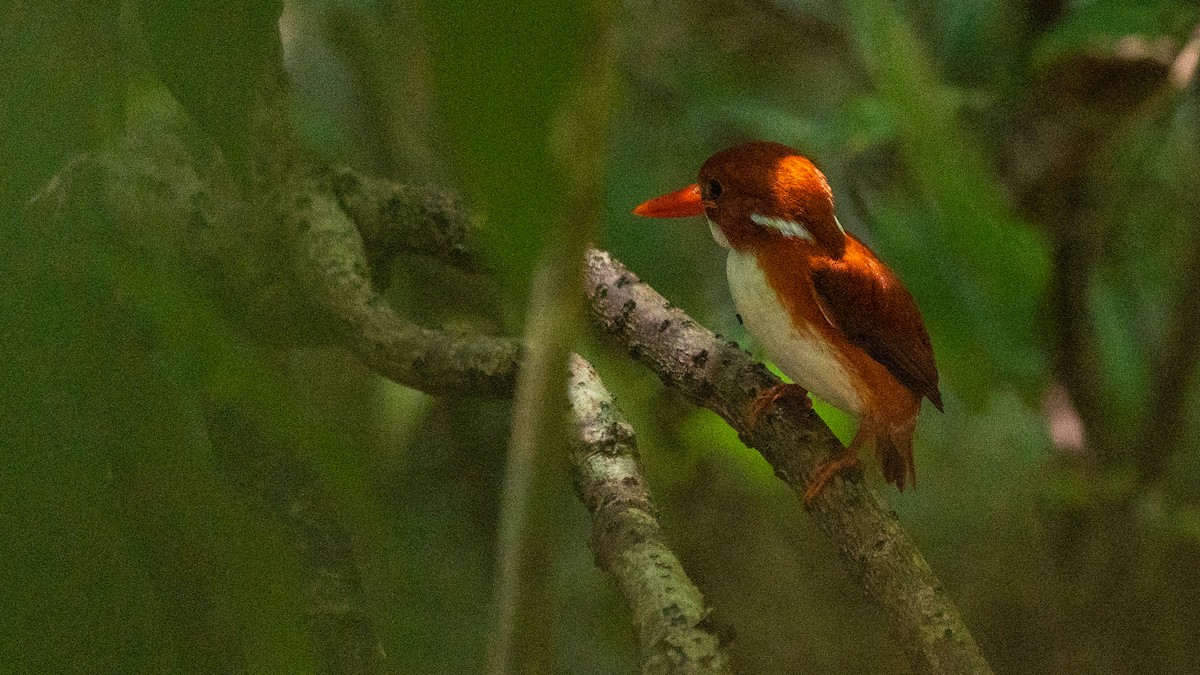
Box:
330;167;482;284
299;171;731;673
297;168;730;672
286;171;521;398
583;248;992;675
567;354;733;675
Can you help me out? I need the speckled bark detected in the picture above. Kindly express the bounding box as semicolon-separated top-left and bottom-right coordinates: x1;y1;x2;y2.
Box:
567;355;733;675
293;170;731;669
583;248;992;675
329;167;483;284
287;171;521;398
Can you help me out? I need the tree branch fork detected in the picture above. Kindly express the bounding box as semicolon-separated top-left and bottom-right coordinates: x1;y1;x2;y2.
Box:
289;161;991;674
40;140;991;674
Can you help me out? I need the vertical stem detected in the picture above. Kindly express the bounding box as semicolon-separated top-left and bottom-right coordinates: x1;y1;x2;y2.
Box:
485;2;618;672
486;253;579;675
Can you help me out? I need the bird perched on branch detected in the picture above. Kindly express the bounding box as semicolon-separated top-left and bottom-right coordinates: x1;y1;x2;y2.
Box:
634;141;942;503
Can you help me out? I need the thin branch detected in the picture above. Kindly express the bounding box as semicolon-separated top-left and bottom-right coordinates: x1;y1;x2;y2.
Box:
330;167;483;283
486;251;579;675
301;166;730;672
583;248;992;675
567;354;733;675
287;170;521;398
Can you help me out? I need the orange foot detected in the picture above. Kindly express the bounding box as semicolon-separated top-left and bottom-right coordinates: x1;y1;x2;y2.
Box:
747;383;812;429
803;445;861;505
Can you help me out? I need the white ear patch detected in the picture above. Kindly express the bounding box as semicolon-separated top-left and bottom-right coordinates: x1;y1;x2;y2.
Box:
751;213;814;242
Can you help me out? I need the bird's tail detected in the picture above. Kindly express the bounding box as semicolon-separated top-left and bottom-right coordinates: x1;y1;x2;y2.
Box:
875;424;916;492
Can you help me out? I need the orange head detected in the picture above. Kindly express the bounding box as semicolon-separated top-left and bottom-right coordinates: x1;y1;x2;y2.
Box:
634;141;847;258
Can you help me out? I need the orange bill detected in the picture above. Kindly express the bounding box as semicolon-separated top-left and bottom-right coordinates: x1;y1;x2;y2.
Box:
632;183;704;218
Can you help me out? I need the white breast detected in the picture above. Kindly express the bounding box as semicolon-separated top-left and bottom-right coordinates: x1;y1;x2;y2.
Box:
725;249;863;415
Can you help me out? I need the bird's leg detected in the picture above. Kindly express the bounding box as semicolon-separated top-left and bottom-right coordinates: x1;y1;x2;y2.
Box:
803;429;866;504
746;382;812;428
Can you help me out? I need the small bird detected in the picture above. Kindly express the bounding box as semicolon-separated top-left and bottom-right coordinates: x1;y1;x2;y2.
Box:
634;141;942;502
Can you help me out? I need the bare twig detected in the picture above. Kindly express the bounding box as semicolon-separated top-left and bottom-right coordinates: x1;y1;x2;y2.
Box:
584;248;992;675
567;354;733;675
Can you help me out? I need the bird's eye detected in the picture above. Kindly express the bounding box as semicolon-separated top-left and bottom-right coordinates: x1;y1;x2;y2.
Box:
706;180;723;199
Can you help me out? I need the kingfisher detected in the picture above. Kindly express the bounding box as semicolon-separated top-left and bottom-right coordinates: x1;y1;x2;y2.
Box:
634;141;942;502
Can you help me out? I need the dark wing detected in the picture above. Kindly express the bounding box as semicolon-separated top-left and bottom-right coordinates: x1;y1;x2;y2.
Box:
811;246;943;411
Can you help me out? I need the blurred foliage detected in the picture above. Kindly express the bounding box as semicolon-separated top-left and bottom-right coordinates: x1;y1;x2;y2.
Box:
850;0;1052;398
135;0;284;179
425;0;589;315
4;0;1200;673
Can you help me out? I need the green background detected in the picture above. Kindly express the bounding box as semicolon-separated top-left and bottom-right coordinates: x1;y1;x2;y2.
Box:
4;0;1200;672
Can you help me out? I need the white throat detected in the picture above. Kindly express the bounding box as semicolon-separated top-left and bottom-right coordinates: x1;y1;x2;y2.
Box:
708;217;730;249
723;248;863;415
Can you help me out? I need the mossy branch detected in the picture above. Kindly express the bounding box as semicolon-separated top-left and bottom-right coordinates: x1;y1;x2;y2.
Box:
583;249;992;675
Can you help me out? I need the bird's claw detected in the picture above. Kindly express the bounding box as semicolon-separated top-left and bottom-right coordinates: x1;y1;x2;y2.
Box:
803;447;862;504
746;382;812;429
